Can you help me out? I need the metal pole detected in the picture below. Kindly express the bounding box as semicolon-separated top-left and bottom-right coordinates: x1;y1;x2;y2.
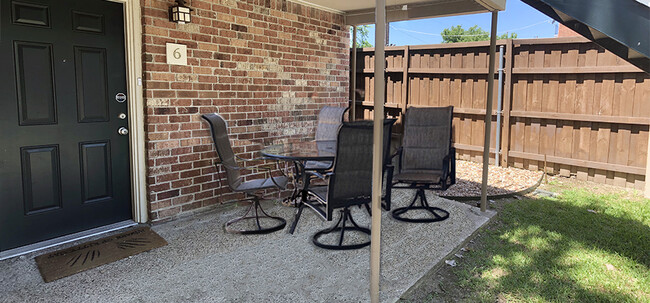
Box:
494;45;504;165
386;22;390;46
480;11;498;212
351;26;357;121
370;0;386;302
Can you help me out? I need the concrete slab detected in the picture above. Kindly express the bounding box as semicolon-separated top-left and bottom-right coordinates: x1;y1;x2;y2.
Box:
0;189;495;303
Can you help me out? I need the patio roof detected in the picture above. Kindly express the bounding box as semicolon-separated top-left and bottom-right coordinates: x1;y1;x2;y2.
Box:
293;0;506;24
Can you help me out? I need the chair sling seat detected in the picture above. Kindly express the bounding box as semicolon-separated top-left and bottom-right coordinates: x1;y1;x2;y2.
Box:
235;176;288;192
393;170;442;183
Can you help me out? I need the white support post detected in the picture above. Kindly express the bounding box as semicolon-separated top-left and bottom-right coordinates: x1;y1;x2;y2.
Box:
480;11;498;212
645;135;650;197
370;0;386;302
351;25;357;121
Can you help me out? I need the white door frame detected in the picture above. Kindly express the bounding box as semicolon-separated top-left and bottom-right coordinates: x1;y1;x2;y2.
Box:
109;0;147;223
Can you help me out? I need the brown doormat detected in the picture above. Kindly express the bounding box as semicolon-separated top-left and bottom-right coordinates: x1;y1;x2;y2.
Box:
35;227;167;282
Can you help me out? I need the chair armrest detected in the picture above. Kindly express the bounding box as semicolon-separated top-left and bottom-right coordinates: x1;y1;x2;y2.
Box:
234;154;269;164
212;159;242;171
247;163;288;189
442;147;455;163
389;147;403;173
305;170;333;180
441;147;456;182
215;158;284;176
389;147;402;160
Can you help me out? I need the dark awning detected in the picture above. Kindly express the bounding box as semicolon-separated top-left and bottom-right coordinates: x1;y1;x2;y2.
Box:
522;0;650;73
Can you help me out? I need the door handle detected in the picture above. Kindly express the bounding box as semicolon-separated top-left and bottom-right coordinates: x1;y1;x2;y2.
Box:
118;127;129;136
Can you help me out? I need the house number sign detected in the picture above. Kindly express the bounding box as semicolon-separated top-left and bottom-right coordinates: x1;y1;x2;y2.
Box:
166;43;187;65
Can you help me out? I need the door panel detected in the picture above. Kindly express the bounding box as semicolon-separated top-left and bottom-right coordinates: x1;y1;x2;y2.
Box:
0;0;132;251
80;141;112;203
11;1;50;27
20;145;62;214
72;11;104;33
75;47;109;123
14;41;57;125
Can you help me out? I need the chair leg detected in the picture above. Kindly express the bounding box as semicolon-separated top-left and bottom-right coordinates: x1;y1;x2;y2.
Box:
312;208;371;250
225;197;286;234
288;202;305;234
391;188;450;223
451;156;456;185
442;178;449;190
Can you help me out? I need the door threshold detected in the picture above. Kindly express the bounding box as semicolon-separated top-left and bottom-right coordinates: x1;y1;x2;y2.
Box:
0;220;138;261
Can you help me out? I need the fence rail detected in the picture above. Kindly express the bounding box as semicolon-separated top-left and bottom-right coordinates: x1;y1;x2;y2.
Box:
351;37;650;189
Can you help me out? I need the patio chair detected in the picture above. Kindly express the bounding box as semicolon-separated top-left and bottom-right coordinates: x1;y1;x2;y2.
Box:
289;119;395;235
303;106;348;172
296;121;375;250
388;106;455;223
202;113;288;234
287;106;347;205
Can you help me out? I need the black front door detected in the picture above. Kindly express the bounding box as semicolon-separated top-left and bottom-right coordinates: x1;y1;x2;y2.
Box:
0;0;132;251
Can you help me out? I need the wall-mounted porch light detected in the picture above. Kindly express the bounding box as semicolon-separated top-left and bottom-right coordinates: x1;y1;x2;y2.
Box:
169;0;192;24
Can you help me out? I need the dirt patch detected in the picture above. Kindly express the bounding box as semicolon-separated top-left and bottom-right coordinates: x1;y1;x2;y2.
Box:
436;161;543;197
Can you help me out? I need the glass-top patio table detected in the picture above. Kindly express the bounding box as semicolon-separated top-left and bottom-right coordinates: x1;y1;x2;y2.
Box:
261;141;336;223
260;140;336;162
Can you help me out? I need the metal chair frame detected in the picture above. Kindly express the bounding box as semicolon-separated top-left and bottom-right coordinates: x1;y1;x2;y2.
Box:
203;113;288;234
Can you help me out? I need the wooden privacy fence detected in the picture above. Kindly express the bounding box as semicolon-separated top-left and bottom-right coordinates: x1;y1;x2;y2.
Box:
351;37;650;189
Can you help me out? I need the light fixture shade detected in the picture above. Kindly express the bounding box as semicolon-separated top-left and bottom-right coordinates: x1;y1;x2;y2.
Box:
169;1;192;24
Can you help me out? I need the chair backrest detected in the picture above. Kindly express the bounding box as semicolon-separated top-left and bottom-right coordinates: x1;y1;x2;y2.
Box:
202;113;242;190
400;106;453;172
314;106;347;141
338;119;395;165
325;121;374;219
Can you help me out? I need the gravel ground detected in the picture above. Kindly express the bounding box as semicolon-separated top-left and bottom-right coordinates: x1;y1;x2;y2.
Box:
436;160;544;197
0;193;494;303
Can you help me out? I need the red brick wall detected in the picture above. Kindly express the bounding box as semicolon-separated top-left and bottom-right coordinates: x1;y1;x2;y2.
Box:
141;0;349;222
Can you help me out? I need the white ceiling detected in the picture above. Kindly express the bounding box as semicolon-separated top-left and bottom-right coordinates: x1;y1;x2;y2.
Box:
291;0;506;24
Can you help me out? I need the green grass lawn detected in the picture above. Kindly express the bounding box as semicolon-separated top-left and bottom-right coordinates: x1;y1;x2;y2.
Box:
453;189;650;302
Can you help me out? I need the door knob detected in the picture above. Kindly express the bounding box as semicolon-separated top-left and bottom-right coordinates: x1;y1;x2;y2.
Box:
118;127;129;136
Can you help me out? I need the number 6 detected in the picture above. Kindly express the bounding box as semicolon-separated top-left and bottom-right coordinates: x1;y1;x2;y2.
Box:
173;48;182;59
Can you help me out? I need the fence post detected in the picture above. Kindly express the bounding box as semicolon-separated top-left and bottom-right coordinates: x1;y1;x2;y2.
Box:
500;39;514;168
402;46;409;116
